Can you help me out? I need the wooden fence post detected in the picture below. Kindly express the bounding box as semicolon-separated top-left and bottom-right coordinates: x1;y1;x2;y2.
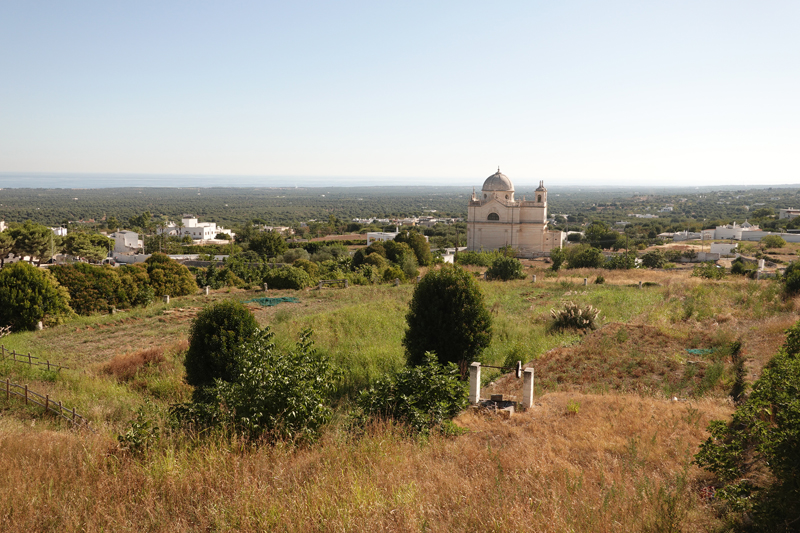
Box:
46;360;50;371
58;400;62;416
72;407;76;423
24;385;28;405
28;352;32;365
5;378;8;401
45;394;49;413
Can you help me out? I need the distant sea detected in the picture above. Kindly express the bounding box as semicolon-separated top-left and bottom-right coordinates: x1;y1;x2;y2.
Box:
0;173;469;189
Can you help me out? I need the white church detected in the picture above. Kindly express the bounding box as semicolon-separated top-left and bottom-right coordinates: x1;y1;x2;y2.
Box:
467;169;564;255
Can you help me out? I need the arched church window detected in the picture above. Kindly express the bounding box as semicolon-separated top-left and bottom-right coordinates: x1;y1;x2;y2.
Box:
487;213;500;221
537;194;542;202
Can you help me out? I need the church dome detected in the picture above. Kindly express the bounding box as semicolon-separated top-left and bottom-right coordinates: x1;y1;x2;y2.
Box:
482;168;514;192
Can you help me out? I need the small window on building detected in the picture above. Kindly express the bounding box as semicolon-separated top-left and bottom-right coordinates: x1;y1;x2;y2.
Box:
537;194;542;202
505;194;509;199
484;194;487;199
488;213;500;221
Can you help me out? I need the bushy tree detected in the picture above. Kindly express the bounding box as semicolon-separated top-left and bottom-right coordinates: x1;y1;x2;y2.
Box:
62;233;112;262
761;234;786;249
604;251;637;270
9;222;55;265
144;253;197;296
486;255;526;280
692;262;726;280
263;266;313;290
0;232;15;267
211;328;335;442
184;300;260;391
358;352;468;434
248;231;287;258
395;230;432;266
49;263;123;315
403;265;492;370
566;244;605;269
695;322;800;530
0;262;72;330
550;247;566;271
783;260;800;297
641;249;666;269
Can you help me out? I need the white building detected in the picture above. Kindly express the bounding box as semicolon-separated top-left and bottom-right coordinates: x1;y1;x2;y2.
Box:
51;227;67;237
366;232;400;245
109;230;143;253
779;209;800;220
160;215;234;241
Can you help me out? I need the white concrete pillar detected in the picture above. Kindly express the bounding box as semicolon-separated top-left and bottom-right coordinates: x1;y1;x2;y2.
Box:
638;281;643;289
469;362;481;404
163;295;170;304
522;368;535;409
531;274;536;283
263;282;269;291
583;278;587;286
394;278;400;286
204;286;210;296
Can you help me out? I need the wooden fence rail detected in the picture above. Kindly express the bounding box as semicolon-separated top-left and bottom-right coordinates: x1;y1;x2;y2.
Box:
3;378;94;432
0;345;70;371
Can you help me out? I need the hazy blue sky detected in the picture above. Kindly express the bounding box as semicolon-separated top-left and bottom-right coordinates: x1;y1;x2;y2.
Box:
1;1;798;186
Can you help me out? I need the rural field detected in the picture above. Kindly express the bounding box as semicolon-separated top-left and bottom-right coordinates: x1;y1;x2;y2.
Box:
0;262;794;532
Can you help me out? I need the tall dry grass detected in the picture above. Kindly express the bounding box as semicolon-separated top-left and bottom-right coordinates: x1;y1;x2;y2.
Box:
0;393;730;532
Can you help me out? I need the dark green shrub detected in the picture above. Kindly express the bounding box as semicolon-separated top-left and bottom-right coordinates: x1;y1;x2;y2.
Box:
566;244;605;269
783;261;800;297
382;265;405;283
0;262;72;330
117;265;153;306
641;250;666;269
210;328;335;442
358;352;468;434
263;266;312;290
730;258;756;277
49;263;123;315
594;275;605;284
761;234;786;249
184;300;260;391
604;251;637;270
550;247;566;271
486;256;525;280
403;265;492;369
395;230;432;267
144;253;197;296
692;262;725;280
695;322;800;529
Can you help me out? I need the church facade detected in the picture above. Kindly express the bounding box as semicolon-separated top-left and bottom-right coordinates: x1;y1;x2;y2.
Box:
467;169;564;255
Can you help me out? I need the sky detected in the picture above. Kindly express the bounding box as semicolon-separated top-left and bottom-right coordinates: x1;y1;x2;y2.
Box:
1;1;799;187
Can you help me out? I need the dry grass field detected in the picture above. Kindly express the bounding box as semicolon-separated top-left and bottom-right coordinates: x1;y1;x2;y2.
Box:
0;262;795;531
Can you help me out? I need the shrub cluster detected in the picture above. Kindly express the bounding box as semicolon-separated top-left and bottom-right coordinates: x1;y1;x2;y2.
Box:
0;262;72;330
486;255;526;281
357;352;467;434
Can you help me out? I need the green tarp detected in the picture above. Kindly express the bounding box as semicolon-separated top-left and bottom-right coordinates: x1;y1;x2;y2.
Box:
244;297;300;307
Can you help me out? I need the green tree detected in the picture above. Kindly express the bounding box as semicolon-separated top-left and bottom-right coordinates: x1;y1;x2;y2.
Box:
566;244;605;269
62;233;112;262
783;260;800;297
0;232;14;267
211;328;335;442
144;253;197;296
9;222;55;265
184;300;260;392
358;352;468;434
550;247;566;271
584;221;617;249
486;255;526;280
49;263;123;315
403;265;492;370
641;249;666;269
761;234;787;249
248;231;288;258
0;262;72;330
395;230;433;266
695;322;800;530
